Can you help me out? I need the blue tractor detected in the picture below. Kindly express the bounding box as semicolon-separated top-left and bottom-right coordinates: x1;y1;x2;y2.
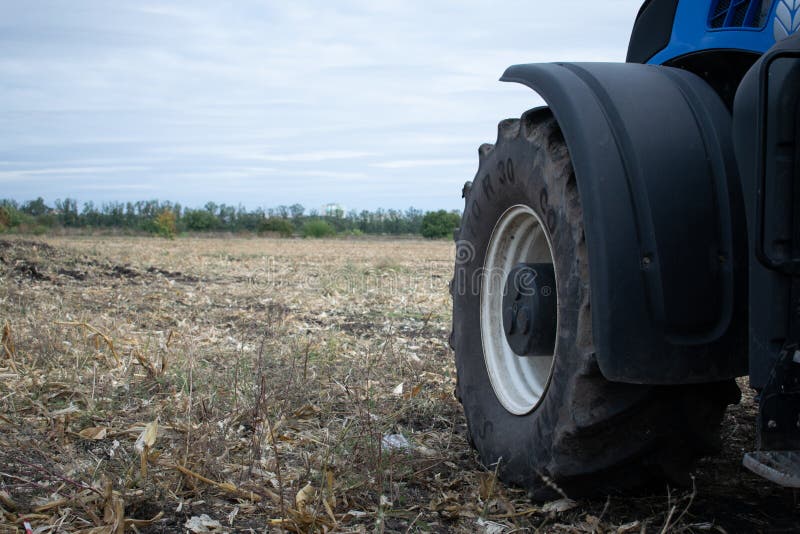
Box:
451;0;800;497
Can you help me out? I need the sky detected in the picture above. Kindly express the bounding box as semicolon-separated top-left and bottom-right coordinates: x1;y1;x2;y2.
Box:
0;1;643;212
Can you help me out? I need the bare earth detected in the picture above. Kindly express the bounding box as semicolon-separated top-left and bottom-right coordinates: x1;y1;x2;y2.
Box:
0;236;798;533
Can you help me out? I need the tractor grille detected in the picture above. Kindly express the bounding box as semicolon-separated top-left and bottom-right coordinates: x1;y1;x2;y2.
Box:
708;0;772;28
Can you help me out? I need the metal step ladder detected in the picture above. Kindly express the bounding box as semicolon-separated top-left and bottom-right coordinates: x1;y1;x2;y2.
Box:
743;451;800;487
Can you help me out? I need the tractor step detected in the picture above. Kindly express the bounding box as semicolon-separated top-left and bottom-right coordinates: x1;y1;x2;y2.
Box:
743;451;800;488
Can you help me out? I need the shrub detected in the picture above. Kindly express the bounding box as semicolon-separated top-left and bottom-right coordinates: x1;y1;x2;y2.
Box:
258;217;294;237
302;219;336;238
152;210;177;239
0;206;10;232
35;213;56;229
0;204;38;234
420;210;460;238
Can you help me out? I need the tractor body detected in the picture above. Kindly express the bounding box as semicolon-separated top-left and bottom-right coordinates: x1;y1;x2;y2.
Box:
453;0;800;492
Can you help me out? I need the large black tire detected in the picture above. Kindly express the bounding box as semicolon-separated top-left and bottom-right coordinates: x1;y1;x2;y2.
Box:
451;108;741;498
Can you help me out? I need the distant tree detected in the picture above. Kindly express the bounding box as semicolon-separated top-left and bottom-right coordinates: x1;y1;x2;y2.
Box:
420;210;460;238
386;209;402;233
325;204;344;219
236;205;264;231
81;201;99;227
218;204;236;228
357;209;371;233
21;197;49;217
302;219;335;238
1;196;456;237
404;207;424;234
289;203;305;220
55;198;79;227
183;209;219;231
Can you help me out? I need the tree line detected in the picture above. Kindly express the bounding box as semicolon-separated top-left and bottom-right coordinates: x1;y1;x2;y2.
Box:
0;197;461;239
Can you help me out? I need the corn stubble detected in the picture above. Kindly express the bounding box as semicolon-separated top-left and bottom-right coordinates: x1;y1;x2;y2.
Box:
0;237;764;533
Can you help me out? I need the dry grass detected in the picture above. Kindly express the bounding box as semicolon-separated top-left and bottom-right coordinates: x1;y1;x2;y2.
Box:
0;236;798;533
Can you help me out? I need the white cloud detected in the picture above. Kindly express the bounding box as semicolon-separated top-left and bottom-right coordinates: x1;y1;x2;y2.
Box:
0;166;150;182
283;170;368;180
0;0;642;210
371;159;473;169
254;150;374;163
73;184;158;191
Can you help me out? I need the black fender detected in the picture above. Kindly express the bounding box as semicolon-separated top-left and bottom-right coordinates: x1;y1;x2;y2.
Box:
501;62;747;384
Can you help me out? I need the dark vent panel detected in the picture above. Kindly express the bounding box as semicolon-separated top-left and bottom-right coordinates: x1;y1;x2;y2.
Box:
708;0;771;29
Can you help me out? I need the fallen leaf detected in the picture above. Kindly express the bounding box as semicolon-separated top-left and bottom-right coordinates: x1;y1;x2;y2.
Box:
185;514;225;533
381;433;411;451
346;510;368;518
478;472;499;501
296;482;315;511
617;520;641;533
477;517;507;534
293;404;320;419
78;426;108;440
542;498;577;513
0;490;17;511
404;383;423;399
49;404;80;417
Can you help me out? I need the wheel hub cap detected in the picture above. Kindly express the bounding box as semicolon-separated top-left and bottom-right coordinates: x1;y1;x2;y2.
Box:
502;263;557;356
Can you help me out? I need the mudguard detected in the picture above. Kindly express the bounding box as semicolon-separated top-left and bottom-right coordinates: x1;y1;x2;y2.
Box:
501;62;747;384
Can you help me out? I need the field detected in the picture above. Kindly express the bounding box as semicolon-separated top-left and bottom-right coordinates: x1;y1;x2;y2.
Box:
0;236;798;533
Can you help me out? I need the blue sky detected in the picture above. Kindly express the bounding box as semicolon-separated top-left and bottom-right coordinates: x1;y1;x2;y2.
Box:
0;1;642;211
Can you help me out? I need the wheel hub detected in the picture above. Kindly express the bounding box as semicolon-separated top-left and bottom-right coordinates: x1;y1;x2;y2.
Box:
502;263;557;356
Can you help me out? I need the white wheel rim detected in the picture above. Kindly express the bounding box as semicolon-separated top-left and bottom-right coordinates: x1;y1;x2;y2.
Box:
480;204;558;415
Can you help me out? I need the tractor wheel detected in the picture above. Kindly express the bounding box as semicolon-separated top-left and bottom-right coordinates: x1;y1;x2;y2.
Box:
450;108;740;498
